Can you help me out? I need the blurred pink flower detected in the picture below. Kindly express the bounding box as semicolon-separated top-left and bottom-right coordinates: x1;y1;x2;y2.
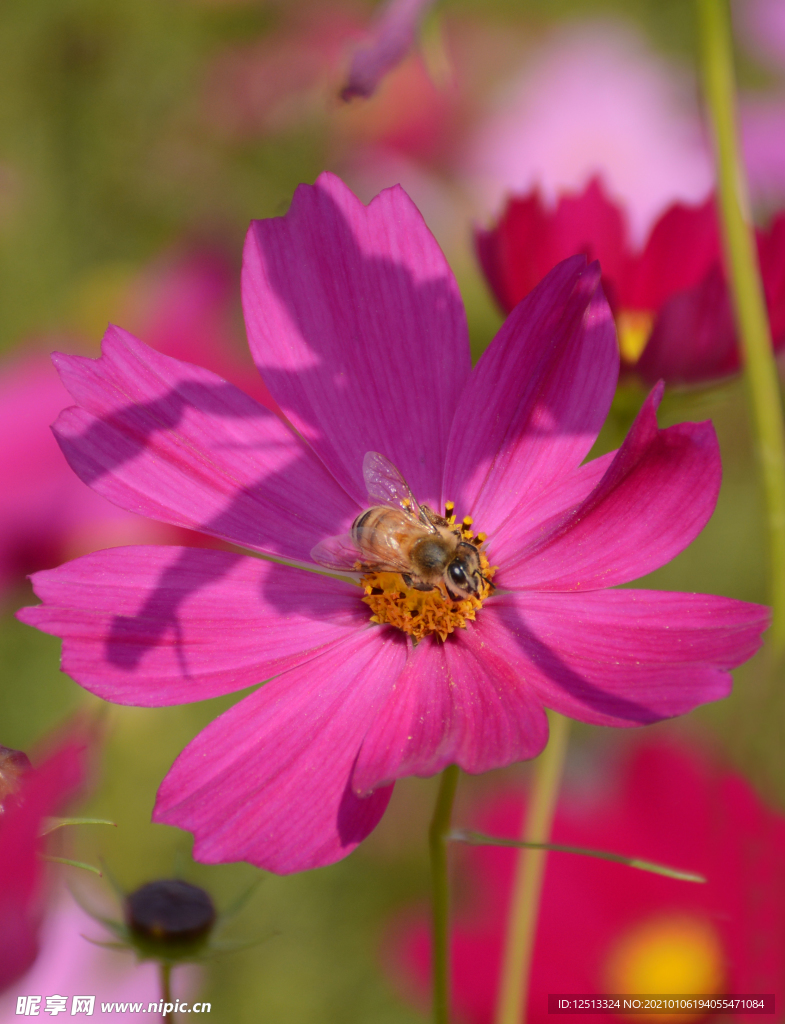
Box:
0;735;85;992
0;893;196;1022
735;0;785;70
391;741;785;1022
19;174;767;874
340;0;436;101
476;178;785;386
741;98;785;210
0;250;271;601
464;25;714;247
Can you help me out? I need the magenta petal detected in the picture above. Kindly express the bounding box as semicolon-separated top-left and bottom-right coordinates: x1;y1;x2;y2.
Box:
242;173;471;507
487;451;614;568
154;629;407;873
442;257;618;533
636;266;739;385
52;326;358;561
500;383;721;590
18;547;366;706
482;590;769;727
352;628;548;794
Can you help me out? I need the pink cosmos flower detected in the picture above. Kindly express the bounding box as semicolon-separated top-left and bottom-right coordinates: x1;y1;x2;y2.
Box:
390;740;785;1022
19;174;768;874
476;178;785;386
0;735;85;991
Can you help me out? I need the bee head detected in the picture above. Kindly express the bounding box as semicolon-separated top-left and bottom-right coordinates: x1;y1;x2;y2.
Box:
445;542;483;600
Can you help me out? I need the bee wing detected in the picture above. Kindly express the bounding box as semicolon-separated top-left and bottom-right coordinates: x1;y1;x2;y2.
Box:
310;533;364;571
362;451;431;527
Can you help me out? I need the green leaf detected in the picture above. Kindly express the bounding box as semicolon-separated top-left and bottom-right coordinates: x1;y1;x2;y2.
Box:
41;817;117;836
40;855;103;877
450;829;706;883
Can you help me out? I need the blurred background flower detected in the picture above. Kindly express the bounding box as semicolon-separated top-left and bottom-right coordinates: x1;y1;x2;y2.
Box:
387;740;785;1023
0;731;86;992
475;180;785;385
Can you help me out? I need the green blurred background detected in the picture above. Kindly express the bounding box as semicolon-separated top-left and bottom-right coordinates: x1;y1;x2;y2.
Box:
0;0;782;1020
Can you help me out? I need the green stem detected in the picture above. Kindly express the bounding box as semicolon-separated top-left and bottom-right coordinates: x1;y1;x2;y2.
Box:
494;714;571;1024
429;764;460;1024
160;963;174;1023
697;0;785;651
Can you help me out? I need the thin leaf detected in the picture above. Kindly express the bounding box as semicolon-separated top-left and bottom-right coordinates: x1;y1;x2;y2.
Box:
41;855;102;877
81;937;130;952
450;829;706;883
98;858;127;900
194;932;278;961
67;884;125;934
41;816;117;836
218;877;264;925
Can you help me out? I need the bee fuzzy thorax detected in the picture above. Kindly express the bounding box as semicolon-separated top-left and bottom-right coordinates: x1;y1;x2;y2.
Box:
361;546;496;643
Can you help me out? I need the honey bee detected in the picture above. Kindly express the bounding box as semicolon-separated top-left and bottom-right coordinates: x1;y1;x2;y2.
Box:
311;452;492;602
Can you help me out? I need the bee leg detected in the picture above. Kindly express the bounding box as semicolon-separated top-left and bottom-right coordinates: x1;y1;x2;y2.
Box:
402;573;437;593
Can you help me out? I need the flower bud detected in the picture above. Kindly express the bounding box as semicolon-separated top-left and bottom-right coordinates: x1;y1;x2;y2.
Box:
125;879;216;960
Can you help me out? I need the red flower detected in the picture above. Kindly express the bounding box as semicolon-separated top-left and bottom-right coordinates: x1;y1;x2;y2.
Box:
391;741;785;1022
0;735;85;991
476;178;785;386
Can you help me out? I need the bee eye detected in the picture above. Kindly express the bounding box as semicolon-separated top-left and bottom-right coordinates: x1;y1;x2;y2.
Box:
448;563;468;587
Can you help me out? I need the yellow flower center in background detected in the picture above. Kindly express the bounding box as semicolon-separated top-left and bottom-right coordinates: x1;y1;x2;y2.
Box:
360;515;496;642
604;915;725;1023
617;309;655;364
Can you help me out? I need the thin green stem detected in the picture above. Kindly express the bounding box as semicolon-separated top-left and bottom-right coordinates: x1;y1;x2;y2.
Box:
452;831;706;884
494;714;571;1024
160;963;174;1023
697;0;785;651
429;764;460;1024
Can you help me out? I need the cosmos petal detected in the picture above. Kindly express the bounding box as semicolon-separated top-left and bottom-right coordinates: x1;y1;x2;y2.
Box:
154;628;407;874
500;383;722;590
242;172;471;509
485;450;614;568
625;197;721;311
51;326;359;562
481;590;769;727
475;178;630;314
636;267;738;385
442;256;618;534
352;628;548;794
18;547;367;705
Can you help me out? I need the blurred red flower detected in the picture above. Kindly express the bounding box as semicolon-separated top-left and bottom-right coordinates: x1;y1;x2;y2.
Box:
0;734;86;992
476;179;785;386
391;740;785;1022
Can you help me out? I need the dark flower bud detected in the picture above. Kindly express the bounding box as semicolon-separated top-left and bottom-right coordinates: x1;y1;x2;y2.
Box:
125;879;216;960
0;745;32;810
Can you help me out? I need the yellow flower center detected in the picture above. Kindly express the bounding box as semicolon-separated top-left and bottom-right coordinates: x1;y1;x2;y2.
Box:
360;509;496;643
617;308;655;364
604;914;725;1022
